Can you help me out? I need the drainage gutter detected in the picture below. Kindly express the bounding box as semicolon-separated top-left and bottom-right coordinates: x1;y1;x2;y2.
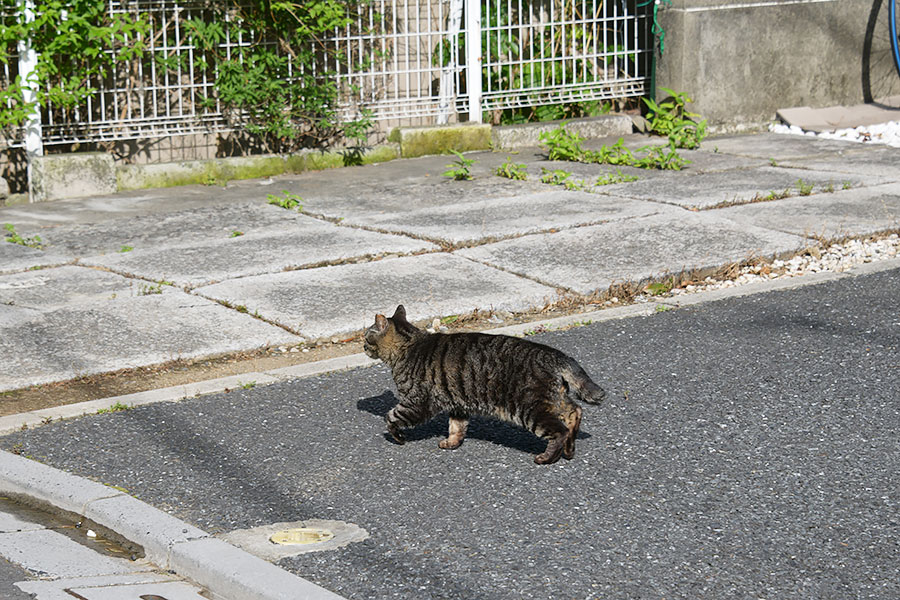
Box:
0;450;347;600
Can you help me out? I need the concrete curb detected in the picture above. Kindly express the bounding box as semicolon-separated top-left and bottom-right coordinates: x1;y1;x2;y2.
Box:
0;450;346;600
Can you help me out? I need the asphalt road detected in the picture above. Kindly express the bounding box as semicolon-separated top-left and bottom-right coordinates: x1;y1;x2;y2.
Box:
3;267;899;600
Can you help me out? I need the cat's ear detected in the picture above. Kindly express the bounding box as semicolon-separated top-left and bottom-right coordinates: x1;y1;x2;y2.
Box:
375;314;388;332
391;305;407;322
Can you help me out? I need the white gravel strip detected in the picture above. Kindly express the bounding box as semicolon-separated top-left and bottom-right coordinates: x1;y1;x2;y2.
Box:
770;121;900;148
662;234;900;298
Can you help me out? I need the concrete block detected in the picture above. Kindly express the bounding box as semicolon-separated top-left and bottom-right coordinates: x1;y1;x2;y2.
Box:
84;494;208;568
0;451;122;516
31;153;116;202
492;115;633;149
390;123;492;158
169;537;345;600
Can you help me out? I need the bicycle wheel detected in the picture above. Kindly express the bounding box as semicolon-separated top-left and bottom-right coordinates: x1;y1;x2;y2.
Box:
892;0;900;78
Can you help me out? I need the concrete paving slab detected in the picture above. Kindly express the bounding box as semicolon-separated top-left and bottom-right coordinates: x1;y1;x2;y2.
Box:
716;183;900;240
194;253;559;340
66;580;209;600
15;573;174;600
0;242;71;274
456;207;807;295
341;190;663;246
598;166;880;210
0;265;157;310
780;145;900;180
81;219;437;288
11;202;324;258
700;132;867;160
0;292;300;392
0;529;138;578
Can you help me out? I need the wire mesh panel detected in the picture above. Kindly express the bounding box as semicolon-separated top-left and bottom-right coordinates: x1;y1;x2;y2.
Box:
479;0;652;112
1;0;651;149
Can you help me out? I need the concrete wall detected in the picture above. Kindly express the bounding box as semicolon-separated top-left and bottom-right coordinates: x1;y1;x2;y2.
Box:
656;0;900;131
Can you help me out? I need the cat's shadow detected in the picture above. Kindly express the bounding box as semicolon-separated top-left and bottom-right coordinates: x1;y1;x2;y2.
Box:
357;390;591;456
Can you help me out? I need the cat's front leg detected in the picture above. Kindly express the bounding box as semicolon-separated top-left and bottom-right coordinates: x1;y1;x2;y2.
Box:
385;398;435;445
439;410;469;450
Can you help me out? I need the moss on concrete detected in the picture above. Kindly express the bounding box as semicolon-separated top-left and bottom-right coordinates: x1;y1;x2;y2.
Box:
396;124;492;158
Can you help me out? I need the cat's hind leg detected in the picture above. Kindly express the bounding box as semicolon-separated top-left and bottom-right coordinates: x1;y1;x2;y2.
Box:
385;400;436;445
439;410;469;449
530;408;570;465
561;404;582;460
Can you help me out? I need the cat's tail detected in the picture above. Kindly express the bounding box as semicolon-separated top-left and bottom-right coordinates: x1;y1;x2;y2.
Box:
562;359;606;405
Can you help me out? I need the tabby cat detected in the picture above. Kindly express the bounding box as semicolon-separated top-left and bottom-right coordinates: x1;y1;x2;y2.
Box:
363;305;606;464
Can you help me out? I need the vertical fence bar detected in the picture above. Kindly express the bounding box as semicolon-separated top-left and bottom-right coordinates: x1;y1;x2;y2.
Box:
464;0;481;122
17;0;42;200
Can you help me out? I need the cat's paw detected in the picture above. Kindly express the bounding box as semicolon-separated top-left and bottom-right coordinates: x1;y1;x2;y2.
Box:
438;437;462;450
387;426;406;445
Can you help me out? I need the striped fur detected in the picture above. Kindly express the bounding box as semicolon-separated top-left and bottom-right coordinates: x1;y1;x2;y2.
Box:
364;305;606;465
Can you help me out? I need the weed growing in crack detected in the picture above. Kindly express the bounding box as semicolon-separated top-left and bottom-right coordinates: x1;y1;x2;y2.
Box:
119;245;133;253
4;223;42;249
495;157;528;180
796;179;814;196
268;191;303;210
596;169;639;186
230;230;244;238
443;150;476;180
539;125;690;170
97;402;132;414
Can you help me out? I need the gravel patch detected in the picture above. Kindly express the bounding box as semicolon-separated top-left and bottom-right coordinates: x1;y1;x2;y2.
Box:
771;121;900;148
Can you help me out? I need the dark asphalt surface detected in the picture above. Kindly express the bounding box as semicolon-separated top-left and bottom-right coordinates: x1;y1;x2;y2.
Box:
4;267;899;600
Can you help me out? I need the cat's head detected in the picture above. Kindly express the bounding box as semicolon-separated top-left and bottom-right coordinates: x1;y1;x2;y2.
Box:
364;305;420;361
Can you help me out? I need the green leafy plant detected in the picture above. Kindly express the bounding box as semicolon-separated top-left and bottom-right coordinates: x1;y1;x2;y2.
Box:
539;125;586;161
3;223;42;249
796;179;814;196
642;88;707;149
119;245;133;253
267;191;303;210
230;230;244;238
539;124;691;171
442;150;476;181
540;167;573;186
97;402;132;414
495;157;528;180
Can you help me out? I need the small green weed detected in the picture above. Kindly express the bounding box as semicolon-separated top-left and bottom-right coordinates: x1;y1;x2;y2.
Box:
645;278;675;296
796;179;814;196
495;157;528;180
538;125;585;161
440;315;459;325
240;381;256;390
842;181;853;190
641;88;707;149
267;191;303;210
4;223;42;249
596;169;639;186
442;150;476;180
119;245;133;253
97;402;132;414
539;126;691;171
655;304;674;313
540;167;574;186
230;230;244;238
137;280;172;296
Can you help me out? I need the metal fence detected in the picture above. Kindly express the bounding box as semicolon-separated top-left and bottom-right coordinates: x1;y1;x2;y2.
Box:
2;0;652;150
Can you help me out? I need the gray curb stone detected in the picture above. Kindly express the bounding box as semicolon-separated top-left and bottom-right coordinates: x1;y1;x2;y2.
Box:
0;451;346;600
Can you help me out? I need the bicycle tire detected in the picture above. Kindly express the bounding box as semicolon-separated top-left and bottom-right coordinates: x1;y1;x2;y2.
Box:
891;0;900;78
